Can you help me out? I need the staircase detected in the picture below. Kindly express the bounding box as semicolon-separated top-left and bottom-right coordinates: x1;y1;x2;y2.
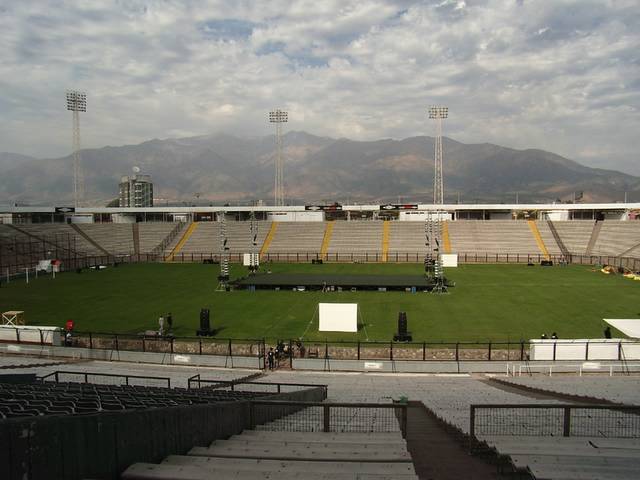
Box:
69;223;112;256
584;220;602;256
122;429;417;479
546;220;570;258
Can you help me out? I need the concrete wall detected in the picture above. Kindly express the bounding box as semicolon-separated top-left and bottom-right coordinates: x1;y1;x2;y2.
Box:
0;343;264;369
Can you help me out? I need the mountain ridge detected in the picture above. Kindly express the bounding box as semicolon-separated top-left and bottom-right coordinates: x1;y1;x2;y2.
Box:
0;132;637;205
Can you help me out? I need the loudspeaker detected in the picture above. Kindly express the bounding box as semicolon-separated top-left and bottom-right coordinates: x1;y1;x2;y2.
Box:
197;308;212;336
398;312;407;336
394;312;412;342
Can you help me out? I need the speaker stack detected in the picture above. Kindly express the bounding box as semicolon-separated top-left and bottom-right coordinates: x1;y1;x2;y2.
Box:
196;308;214;336
393;312;412;342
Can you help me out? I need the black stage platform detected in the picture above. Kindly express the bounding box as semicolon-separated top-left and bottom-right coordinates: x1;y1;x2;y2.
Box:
232;273;435;291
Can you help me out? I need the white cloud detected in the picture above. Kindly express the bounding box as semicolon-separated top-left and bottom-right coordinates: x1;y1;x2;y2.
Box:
0;0;638;174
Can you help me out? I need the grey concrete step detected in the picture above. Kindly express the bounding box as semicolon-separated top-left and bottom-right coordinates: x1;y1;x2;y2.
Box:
163;455;417;475
218;437;407;450
188;443;412;462
122;463;419;480
239;430;405;444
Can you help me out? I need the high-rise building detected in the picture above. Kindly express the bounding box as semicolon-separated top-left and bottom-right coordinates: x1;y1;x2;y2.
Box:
119;171;153;207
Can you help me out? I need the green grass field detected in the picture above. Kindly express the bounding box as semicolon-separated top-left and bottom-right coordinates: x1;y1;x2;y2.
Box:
1;262;638;342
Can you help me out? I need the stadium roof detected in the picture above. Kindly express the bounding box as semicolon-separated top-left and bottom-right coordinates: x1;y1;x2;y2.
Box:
1;203;639;215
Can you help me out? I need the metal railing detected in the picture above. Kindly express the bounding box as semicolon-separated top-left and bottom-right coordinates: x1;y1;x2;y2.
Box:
157;251;640;268
249;400;408;438
69;331;265;360
470;404;640;439
40;370;172;388
187;374;328;396
5;328;640;365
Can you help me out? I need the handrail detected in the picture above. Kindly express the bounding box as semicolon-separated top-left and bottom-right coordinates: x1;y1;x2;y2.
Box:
469;403;640;440
40;370;171;388
249;399;408;438
188;377;328;395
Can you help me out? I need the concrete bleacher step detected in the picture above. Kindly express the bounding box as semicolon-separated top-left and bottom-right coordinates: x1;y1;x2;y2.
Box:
123;462;418;479
215;437;407;451
189;442;411;462
162;455;417;475
519;461;640;480
234;430;406;445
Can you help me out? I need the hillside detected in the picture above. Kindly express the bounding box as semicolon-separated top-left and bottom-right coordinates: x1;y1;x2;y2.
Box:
0;132;638;205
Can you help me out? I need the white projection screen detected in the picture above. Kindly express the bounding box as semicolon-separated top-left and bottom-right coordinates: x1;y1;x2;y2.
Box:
319;303;358;333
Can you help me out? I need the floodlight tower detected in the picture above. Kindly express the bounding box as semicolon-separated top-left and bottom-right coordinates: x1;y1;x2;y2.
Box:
249;210;259;273
66;90;87;208
269;109;288;206
217;212;230;291
429;106;448;205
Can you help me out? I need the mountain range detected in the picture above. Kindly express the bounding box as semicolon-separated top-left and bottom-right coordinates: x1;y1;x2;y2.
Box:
1;132;638;205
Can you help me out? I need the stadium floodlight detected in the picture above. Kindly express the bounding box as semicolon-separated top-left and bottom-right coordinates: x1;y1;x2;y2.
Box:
428;105;448;205
66;90;87;208
269;109;288;207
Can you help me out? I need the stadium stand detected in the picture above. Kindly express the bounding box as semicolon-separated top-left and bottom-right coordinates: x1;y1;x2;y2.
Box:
592;221;640;257
138;222;179;253
447;220;541;255
500;376;640;405
388;221;428;255
123;430;417;479
265;221;325;254
327;221;384;259
11;223;101;255
548;220;595;255
535;221;564;256
77;223;135;254
164;221;271;257
0;380;274;419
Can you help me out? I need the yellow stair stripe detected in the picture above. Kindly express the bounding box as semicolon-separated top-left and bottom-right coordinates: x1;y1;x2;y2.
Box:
166;222;199;262
320;221;335;257
381;221;390;262
442;220;452;254
528;220;550;260
260;222;278;257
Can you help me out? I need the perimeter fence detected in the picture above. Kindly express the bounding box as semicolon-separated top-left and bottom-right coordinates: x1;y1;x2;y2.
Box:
470;404;640;439
5;330;640;366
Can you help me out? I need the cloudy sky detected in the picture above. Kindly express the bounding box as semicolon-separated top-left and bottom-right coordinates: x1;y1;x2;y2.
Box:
1;0;639;173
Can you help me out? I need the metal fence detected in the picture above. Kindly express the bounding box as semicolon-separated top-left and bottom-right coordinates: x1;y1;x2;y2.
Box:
6;328;640;364
470;404;640;439
69;331;265;359
161;251;640;269
249;400;407;438
187;374;328;396
40;370;172;388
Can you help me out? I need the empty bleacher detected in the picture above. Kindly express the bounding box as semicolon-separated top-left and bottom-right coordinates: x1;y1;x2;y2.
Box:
137;222;178;253
165;221;271;257
536;221;564;256
78;223;135;255
549;220;595;255
388;222;428;255
10;223;101;255
448;220;541;255
327;221;384;259
591;221;640;257
266;221;325;254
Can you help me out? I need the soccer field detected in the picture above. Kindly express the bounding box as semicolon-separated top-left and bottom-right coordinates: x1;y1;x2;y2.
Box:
1;262;638;342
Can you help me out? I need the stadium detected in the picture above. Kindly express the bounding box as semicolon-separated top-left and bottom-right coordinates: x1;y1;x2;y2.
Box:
1;200;640;480
2;3;640;479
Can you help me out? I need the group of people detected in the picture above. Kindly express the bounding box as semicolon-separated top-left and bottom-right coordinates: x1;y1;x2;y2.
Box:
158;313;173;336
540;332;558;339
267;340;306;370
